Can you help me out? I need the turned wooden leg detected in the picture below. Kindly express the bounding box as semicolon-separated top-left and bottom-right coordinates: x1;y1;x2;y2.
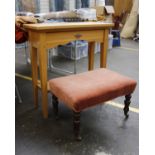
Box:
52;95;59;119
73;111;82;141
124;94;131;119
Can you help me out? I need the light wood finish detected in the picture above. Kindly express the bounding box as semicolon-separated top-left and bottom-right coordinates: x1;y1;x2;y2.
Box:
124;0;133;13
114;0;133;16
88;42;95;70
29;35;38;109
37;81;50;92
114;0;124;16
100;29;109;68
24;22;114;31
45;30;104;48
38;33;48;118
24;22;114;118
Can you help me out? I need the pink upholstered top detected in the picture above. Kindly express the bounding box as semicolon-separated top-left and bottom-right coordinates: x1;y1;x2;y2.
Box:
49;68;137;112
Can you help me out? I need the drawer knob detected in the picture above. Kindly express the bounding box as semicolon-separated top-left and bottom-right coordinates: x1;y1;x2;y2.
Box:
75;34;82;39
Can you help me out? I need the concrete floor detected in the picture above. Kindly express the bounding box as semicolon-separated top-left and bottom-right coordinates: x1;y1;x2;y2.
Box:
15;39;139;155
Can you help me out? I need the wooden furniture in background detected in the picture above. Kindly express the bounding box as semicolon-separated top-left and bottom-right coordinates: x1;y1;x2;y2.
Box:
114;0;133;16
24;22;114;118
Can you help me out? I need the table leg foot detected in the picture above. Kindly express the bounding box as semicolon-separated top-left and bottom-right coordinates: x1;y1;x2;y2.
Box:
73;111;82;141
124;94;131;119
52;95;59;120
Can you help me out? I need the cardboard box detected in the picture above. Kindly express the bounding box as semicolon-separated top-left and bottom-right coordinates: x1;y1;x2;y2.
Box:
92;5;115;16
92;4;115;21
104;5;115;15
93;6;105;16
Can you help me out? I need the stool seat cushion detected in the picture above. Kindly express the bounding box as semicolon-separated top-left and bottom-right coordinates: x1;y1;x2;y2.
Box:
49;69;137;112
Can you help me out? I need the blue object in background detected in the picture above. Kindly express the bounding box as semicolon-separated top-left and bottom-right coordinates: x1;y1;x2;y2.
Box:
111;30;121;47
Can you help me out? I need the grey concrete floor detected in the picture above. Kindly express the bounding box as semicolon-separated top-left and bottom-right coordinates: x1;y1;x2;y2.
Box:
15;39;139;155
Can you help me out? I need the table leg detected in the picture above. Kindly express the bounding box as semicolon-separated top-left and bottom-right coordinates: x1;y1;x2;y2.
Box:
88;42;95;70
100;29;109;68
38;46;48;119
30;46;38;109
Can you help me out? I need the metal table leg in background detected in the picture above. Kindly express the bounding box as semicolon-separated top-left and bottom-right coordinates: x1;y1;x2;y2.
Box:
24;42;31;64
48;46;77;75
15;84;22;103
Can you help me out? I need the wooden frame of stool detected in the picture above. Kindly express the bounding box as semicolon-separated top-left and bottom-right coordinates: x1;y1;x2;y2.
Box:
52;94;131;141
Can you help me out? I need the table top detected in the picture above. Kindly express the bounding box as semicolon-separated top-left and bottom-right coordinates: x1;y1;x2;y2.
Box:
24;21;114;31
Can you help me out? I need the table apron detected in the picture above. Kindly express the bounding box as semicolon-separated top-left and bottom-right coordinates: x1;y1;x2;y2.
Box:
29;30;105;49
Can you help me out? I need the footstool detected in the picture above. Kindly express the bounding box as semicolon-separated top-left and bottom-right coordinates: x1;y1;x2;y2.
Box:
49;68;137;141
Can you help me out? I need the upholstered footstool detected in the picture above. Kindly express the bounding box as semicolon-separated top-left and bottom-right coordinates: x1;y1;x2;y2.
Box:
49;68;137;141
